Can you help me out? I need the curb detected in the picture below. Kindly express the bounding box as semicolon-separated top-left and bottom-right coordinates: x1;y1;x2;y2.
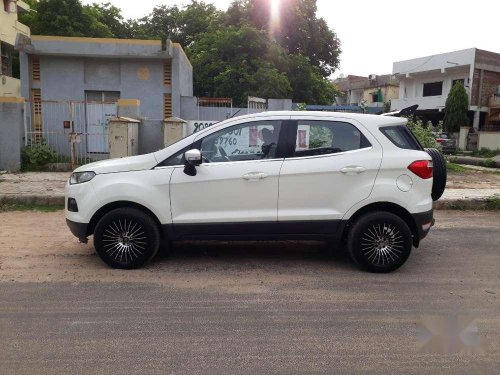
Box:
433;198;498;210
1;194;498;210
0;194;65;206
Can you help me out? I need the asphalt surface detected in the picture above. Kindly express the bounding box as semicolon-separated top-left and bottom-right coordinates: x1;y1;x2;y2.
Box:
0;210;499;374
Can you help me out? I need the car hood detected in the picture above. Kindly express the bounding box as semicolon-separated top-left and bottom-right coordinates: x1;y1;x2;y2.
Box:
73;153;158;174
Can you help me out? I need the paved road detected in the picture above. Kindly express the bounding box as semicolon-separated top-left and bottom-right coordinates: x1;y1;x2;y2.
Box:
0;210;499;374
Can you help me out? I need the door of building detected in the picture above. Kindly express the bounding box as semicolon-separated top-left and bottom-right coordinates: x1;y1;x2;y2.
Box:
85;91;119;153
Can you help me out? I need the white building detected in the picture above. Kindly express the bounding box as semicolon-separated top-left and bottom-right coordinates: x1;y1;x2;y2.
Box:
391;48;500;129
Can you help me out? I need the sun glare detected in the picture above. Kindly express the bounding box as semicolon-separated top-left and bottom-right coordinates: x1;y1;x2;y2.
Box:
269;0;281;37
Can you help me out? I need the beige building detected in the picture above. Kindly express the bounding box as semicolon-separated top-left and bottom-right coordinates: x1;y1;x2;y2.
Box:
361;74;399;108
334;74;399;109
1;0;30;97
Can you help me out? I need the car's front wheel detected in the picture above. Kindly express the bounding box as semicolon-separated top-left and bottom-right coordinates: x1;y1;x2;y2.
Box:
94;207;160;269
347;211;413;273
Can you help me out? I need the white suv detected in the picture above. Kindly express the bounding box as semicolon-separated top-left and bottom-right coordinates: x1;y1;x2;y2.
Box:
66;111;445;273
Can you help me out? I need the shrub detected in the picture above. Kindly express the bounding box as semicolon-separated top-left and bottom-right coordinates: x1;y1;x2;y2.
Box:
21;139;57;169
482;159;496;168
406;117;441;149
444;82;469;132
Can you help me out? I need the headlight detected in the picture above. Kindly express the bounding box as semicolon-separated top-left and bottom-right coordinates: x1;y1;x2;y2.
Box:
70;171;96;185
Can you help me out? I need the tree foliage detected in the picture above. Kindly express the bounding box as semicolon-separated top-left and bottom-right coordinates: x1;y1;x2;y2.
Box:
444;82;469;132
20;0;341;105
20;0;115;37
406;117;441;149
226;0;341;77
190;26;291;104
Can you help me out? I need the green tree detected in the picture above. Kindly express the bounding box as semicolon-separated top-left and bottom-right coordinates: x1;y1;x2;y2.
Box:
444;82;469;132
406;117;441;149
285;54;339;104
137;1;224;46
226;0;341;77
87;2;134;38
189;25;291;105
19;0;115;37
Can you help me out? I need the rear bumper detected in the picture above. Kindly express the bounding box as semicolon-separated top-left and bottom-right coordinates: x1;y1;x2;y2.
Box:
412;209;434;242
66;219;88;242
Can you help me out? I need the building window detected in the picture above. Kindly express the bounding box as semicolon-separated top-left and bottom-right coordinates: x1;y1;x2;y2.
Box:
30;55;40;81
452;79;465;87
31;89;42;141
163;60;172;85
1;43;13;76
164;93;172;118
423;81;443;97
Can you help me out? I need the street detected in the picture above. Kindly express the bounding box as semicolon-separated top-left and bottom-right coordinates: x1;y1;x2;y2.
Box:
0;210;499;374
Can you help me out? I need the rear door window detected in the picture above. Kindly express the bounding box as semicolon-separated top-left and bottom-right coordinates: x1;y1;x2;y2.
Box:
293;121;371;157
380;125;422;150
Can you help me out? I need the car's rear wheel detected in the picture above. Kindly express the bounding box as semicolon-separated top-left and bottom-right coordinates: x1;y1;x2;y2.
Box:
94;207;160;269
425;148;447;201
348;211;413;273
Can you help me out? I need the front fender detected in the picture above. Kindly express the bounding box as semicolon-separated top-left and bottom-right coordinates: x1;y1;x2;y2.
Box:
89;169;174;224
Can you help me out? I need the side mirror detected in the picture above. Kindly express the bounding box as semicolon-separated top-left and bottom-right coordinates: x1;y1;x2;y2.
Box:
184;149;202;176
185;149;202;166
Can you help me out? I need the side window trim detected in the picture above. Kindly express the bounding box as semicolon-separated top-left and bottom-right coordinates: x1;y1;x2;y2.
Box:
288;119;371;159
284;145;373;161
156;142;193;167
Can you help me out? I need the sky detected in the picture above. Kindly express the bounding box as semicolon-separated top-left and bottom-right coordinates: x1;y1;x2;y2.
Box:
81;0;499;78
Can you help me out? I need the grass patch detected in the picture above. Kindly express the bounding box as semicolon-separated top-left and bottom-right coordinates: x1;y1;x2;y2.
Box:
0;202;64;212
470;148;500;158
485;196;500;210
446;162;468;173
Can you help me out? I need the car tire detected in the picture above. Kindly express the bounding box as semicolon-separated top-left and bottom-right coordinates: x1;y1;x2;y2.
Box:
94;207;160;269
348;211;413;273
425;147;447;201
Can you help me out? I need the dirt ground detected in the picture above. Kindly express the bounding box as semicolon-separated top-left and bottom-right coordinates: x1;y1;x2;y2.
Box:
1;210;499;375
0;209;498;287
447;170;500;189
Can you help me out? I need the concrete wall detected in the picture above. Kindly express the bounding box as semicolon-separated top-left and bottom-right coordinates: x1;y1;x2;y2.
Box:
393;49;476;77
0;2;30;47
34;55;168;120
478;132;500;150
29;36;166;59
0;75;21;97
0;98;24;171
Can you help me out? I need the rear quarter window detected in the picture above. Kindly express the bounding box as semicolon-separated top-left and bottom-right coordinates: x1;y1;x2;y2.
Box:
380;125;422;150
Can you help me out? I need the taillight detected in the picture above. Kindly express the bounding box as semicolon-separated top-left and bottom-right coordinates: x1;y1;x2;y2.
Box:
408;160;433;179
435;138;445;143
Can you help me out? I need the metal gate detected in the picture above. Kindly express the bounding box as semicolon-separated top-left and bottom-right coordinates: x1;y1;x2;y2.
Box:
24;99;117;166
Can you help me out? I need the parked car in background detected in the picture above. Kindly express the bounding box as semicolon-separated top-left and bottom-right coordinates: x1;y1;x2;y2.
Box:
434;132;457;153
65;111;447;273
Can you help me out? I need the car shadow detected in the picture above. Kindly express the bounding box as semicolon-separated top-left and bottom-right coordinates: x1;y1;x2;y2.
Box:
154;240;355;270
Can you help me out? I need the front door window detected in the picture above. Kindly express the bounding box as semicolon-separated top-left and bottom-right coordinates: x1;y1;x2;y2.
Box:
200;121;282;163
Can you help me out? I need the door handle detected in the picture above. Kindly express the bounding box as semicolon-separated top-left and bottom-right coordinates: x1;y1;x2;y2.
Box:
340;166;366;174
242;172;267;180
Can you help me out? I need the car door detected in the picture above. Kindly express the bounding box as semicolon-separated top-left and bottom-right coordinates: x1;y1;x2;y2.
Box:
278;118;382;225
169;119;286;234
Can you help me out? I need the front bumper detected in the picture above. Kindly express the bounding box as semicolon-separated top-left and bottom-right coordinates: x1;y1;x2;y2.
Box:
66;219;88;242
412;209;434;243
